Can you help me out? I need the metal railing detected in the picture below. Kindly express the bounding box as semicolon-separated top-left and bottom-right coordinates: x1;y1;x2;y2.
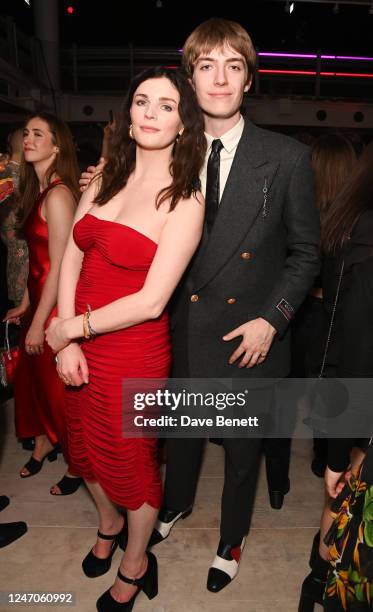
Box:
60;44;373;101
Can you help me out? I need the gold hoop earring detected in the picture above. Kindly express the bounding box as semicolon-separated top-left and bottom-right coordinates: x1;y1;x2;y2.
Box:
129;124;134;139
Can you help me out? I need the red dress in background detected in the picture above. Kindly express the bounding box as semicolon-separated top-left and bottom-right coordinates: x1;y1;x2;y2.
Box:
66;213;171;509
14;180;71;467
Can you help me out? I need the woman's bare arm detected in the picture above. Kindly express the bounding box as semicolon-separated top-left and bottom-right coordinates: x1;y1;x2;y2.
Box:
54;180;101;385
57;180;99;319
31;186;76;328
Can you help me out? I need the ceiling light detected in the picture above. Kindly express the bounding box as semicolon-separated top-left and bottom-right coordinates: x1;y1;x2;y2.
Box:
285;1;295;13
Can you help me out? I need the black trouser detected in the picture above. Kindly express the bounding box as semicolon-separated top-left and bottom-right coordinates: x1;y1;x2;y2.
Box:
164;435;291;545
263;437;291;492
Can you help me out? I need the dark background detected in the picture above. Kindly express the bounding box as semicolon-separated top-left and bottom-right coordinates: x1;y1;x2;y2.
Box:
1;2;372;166
2;0;373;54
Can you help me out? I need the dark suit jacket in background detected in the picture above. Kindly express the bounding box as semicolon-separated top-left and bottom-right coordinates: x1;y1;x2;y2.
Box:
322;209;373;376
326;255;373;472
171;119;320;380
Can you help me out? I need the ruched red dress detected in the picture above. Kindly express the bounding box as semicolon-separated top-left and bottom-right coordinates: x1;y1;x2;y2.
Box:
66;213;171;509
14;180;70;464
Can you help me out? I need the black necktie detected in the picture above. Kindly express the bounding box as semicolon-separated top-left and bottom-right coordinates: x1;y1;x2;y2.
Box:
205;139;224;233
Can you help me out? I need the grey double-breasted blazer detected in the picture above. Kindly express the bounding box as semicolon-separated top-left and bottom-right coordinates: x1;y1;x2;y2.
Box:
171;119;320;379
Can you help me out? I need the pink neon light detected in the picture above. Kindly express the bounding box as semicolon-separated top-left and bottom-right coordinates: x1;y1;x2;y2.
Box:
258;52;373;62
258;52;317;59
336;56;373;61
258;68;373;78
259;69;316;75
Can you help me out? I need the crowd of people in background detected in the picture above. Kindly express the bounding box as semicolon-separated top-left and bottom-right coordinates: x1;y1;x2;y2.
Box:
1;16;373;612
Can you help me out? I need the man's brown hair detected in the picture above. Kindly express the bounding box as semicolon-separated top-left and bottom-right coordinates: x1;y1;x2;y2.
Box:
182;18;256;77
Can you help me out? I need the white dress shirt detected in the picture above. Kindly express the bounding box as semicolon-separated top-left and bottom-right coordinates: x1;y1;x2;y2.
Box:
200;115;245;202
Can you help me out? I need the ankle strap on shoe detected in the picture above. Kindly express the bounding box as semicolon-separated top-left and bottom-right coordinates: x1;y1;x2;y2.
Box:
97;530;117;540
117;568;144;587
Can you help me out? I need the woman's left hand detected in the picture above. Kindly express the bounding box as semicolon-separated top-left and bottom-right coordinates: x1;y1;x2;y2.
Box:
25;321;45;355
325;466;345;499
45;317;70;352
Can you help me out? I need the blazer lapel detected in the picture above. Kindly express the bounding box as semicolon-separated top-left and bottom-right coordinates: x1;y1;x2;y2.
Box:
192;120;279;291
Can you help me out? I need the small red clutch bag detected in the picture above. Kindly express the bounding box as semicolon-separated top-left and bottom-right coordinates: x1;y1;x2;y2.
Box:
0;321;20;386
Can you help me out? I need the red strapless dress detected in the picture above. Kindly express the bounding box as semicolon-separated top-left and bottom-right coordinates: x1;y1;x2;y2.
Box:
14;180;71;466
66;214;171;509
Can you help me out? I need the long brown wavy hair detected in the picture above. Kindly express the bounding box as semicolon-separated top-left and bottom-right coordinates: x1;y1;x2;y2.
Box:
311;133;357;225
322;141;373;254
94;67;206;211
17;112;80;228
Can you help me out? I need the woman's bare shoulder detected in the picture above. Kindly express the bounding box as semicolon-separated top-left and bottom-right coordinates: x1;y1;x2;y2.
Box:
45;182;75;205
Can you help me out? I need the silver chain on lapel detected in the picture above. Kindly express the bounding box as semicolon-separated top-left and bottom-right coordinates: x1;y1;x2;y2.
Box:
262;179;268;217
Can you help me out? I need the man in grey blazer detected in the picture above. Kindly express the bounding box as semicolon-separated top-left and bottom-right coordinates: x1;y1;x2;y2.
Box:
149;18;320;592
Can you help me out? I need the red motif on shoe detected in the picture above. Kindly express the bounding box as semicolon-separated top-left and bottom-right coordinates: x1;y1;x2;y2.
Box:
230;545;241;563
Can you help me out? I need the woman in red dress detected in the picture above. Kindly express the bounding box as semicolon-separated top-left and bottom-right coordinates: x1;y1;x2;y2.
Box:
46;67;205;611
5;113;82;495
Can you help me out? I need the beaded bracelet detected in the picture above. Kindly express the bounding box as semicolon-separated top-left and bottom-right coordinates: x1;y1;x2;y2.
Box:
82;304;98;339
86;308;97;338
